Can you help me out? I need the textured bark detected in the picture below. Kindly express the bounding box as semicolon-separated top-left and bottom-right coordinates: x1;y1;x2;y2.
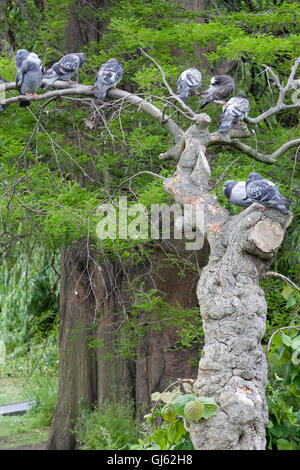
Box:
64;0;117;51
163;112;293;450
47;240;99;450
47;238;206;449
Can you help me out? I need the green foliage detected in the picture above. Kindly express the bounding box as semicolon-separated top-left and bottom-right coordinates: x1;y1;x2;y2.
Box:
73;399;141;450
88;289;203;361
0;244;59;354
266;329;300;450
131;388;217;450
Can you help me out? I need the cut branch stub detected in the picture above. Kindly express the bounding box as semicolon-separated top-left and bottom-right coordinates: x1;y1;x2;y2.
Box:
245;214;292;260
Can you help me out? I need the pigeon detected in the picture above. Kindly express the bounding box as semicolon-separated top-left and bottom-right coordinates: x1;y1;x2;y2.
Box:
92;58;123;102
15;49;45;74
218;94;250;134
244;172;290;214
223;180;252;207
43;53;86;90
16;59;43;107
199;75;235;109
0;75;6;110
176;68;202;103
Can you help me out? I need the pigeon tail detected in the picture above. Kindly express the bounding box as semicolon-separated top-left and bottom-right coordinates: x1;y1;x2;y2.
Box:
20;100;30;108
199;99;211;109
92;85;109;102
219;119;232;133
179;89;189;103
43;76;58;91
277;205;290;215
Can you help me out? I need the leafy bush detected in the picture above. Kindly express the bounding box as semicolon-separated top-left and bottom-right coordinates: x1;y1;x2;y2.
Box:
130;385;216;450
73;399;141;450
266;329;300;450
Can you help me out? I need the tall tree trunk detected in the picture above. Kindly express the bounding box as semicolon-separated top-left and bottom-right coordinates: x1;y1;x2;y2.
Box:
47;240;99;449
47;238;207;449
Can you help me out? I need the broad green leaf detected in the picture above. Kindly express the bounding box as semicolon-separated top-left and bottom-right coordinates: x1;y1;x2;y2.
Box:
282;286;294;300
286;292;298;308
174;394;196;416
291;336;300;351
167;422;177;444
281;333;293;347
277;438;293;450
151;392;161;401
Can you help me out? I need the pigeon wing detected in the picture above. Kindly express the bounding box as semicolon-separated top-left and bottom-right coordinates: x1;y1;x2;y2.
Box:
246;179;277;203
184;69;201;89
52;55;79;75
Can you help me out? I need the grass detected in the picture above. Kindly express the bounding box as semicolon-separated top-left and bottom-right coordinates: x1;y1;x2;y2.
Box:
0;376;26;405
0;375;50;449
0;414;49;449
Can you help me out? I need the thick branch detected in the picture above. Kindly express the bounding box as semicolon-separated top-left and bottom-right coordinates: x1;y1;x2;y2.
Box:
209;130;300;163
246;103;300;125
0;81;183;142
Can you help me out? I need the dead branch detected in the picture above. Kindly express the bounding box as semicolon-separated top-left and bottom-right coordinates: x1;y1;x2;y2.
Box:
246;57;300;124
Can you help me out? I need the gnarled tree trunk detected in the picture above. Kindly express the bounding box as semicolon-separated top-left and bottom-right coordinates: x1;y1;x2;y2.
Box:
162;112;292;450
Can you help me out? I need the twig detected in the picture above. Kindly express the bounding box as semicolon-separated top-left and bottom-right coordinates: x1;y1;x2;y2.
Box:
266;326;300;356
246;58;300;124
262;271;299;291
211;157;241;190
138;47;196;119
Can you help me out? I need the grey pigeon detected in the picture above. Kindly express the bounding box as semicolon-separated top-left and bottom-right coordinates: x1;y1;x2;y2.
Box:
15;49;45;74
0;75;6;110
176;68;202;103
16;59;43;107
244;172;290;214
43;53;86;90
92;58;123;102
199;75;235;109
223;180;252;207
218;94;250;134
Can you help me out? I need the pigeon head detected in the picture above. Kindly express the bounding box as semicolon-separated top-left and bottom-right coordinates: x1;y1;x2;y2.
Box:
247;172;264;182
212;75;234;86
223;180;237;189
77;53;87;65
223;180;237;198
16;49;28;57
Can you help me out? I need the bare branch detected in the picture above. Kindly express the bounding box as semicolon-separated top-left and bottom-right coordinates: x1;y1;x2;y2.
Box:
247;57;300;124
209;123;300;164
0;80;184;143
262;271;299;291
138;47;196;119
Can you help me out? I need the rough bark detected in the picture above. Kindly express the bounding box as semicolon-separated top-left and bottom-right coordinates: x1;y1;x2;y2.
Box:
47;237;207;449
47;240;100;450
162;112;292;450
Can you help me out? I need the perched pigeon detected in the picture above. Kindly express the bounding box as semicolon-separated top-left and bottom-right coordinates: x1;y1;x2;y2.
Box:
43;53;86;90
0;75;5;111
223;180;252;207
16;59;43;107
199;75;235;109
244;172;290;214
15;49;45;74
218;94;250;134
92;58;123;102
176;68;202;103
